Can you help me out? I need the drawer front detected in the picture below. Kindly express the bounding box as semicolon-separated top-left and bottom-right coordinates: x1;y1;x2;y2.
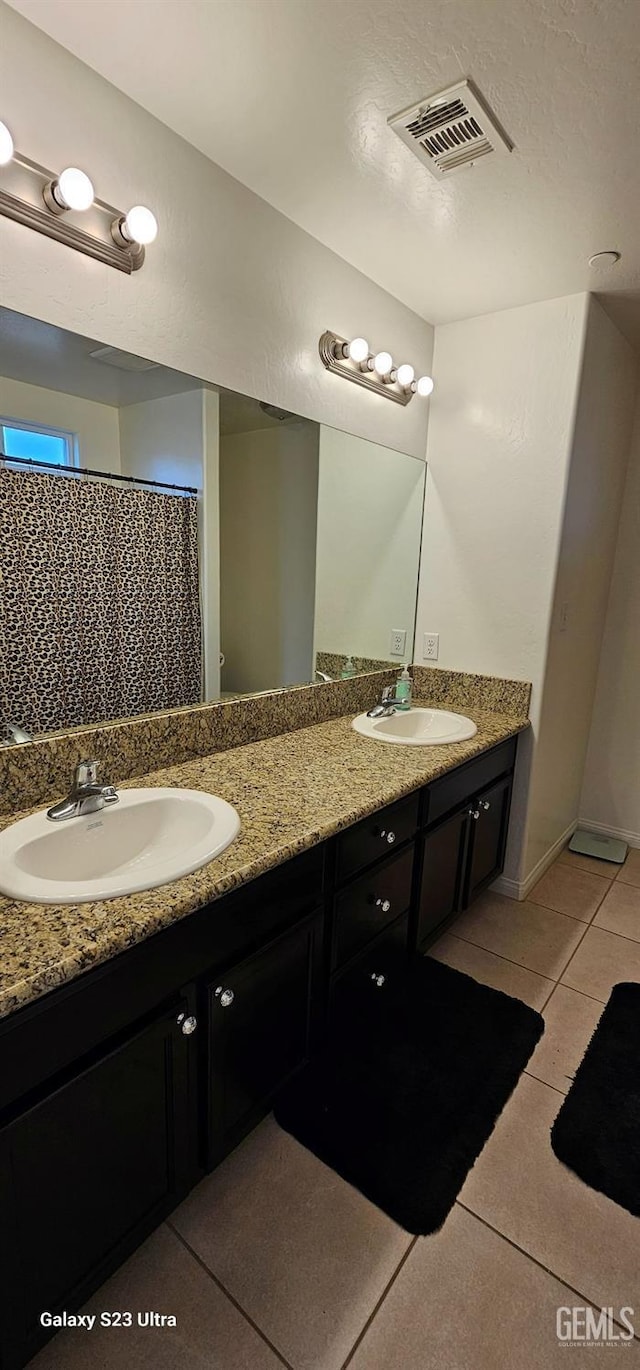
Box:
332;846;414;971
336;794;419;884
329;912;409;1026
424;737;517;827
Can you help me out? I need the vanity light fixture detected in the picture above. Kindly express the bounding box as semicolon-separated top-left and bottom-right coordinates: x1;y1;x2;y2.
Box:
0;120;158;273
319;329;434;406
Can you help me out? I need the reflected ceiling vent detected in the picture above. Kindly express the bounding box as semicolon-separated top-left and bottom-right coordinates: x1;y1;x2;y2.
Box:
388;79;513;177
88;346;159;372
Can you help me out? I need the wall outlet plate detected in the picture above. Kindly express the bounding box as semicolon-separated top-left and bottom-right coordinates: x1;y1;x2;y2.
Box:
390;629;407;656
423;632;439;660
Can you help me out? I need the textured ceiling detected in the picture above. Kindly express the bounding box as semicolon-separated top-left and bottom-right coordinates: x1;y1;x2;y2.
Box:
6;0;640;346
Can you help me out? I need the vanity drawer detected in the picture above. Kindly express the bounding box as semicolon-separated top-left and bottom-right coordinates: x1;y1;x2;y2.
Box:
423;737;517;828
332;846;414;972
336;794;419;885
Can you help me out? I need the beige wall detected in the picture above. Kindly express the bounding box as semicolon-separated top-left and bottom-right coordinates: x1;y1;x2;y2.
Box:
0;374;121;473
525;300;638;877
414;294;590;889
219;423;319;694
580;386;640;846
314;427;425;666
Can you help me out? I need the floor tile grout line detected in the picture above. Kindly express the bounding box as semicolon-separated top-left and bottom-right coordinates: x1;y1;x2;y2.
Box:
523;1068;569;1096
166;1222;295;1370
339;1236;419;1370
455;1203;640;1343
435;930;559;989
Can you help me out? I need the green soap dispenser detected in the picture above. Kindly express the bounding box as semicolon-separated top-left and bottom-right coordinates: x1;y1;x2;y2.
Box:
341;655;356;679
395;665;412;711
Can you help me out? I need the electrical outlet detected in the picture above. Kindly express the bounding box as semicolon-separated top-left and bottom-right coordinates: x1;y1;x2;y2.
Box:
423;632;439;661
390;628;407;656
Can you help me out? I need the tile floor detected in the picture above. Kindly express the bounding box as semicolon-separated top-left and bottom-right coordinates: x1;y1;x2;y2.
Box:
33;845;640;1369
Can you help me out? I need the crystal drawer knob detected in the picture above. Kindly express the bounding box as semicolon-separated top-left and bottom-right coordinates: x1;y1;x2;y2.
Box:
375;897;391;913
378;828;396;844
215;987;235;1008
177;1013;197;1035
370;973;386;987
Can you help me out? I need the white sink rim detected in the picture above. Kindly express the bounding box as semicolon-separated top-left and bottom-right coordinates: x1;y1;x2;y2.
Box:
0;787;241;905
352;706;478;746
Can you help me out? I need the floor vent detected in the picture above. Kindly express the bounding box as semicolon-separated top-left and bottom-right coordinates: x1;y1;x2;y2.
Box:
388;79;513;177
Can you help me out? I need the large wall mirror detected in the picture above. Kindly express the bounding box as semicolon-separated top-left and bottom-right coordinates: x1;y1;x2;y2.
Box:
0;306;426;743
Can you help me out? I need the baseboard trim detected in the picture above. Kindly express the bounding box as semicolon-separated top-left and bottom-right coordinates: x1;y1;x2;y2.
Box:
577;818;640;850
492;819;578;902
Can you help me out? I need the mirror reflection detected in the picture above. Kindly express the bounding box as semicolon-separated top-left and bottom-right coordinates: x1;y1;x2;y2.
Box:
0;306;425;741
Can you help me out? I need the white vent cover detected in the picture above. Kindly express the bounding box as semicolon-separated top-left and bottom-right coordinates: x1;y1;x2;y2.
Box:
89;346;159;372
388;79;513;177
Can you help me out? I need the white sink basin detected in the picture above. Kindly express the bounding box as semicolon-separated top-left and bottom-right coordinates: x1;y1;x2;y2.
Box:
352;706;477;747
0;788;241;904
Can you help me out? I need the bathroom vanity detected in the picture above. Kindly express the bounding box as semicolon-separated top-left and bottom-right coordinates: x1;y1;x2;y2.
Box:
0;715;520;1369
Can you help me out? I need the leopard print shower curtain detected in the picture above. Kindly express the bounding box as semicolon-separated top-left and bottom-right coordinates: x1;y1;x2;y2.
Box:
0;468;202;736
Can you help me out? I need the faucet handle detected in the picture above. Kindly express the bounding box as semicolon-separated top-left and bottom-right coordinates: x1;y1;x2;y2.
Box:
382;685;396;702
75;759;99;787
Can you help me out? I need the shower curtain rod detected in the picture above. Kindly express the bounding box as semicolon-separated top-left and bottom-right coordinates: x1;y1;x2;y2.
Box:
0;453;198;495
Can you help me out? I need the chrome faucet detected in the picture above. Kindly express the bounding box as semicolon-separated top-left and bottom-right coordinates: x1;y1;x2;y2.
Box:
367;685;399;719
47;759;119;822
315;669;333;683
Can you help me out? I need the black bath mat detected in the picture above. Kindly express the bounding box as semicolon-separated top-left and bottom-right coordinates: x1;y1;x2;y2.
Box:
551;982;640;1217
275;956;543;1234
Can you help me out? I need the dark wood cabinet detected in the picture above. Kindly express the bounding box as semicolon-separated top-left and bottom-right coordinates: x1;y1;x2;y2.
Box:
416;807;469;948
0;999;193;1369
206;910;323;1167
462;774;513;907
0;732;520;1369
414;744;515;951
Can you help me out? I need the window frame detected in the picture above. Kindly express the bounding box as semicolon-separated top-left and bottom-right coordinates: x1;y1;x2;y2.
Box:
0;416;79;471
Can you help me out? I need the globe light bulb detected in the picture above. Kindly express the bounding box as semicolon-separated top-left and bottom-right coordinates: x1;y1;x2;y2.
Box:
416;375;434;397
55;167;94;211
346;337;369;364
0;121;14;167
396;363;415;388
122;205;158;245
373;351;393;377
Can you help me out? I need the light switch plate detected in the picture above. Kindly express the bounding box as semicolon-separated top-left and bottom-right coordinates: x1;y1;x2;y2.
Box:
423;632;439;660
390;629;407;656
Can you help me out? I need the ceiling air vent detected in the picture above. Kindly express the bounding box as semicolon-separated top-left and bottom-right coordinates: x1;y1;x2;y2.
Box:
88;346;159;372
388;79;513;177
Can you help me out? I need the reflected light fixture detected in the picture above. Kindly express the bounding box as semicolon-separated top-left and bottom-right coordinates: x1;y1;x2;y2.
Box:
0;118;158;273
319;330;434;406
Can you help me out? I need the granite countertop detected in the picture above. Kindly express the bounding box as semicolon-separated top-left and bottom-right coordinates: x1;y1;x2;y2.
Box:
0;700;529;1022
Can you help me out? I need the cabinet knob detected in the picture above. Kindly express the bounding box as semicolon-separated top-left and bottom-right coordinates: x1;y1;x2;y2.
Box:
177;1012;197;1036
215;987;235;1008
370;973;386;987
480;800;491;811
468;809;480;821
376;827;396;844
375;897;392;913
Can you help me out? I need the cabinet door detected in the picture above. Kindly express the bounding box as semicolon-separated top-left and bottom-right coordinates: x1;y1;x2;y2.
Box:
206;911;322;1167
462;774;513;907
0;1000;193;1369
415;808;468;950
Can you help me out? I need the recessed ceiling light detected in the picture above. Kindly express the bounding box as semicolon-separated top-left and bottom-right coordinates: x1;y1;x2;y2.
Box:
588;250;621;267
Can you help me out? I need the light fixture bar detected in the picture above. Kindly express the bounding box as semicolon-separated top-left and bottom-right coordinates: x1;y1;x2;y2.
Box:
319;330;433;406
319;330;410;405
0;147;152;273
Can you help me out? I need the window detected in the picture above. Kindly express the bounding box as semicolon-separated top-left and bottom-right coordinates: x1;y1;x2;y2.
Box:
0;418;77;470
